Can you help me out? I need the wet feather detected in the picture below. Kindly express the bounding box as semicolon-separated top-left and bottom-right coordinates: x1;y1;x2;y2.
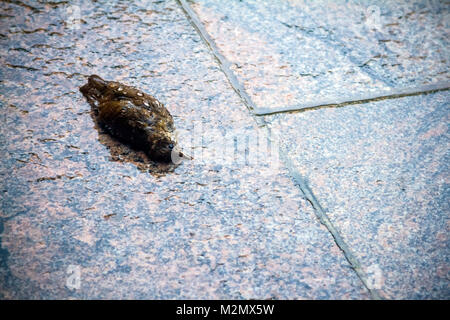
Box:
80;75;176;162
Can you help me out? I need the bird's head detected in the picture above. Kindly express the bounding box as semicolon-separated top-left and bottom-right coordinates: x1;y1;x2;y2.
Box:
150;134;192;163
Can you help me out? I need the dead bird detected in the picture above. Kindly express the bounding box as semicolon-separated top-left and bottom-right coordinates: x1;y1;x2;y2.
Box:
80;75;189;163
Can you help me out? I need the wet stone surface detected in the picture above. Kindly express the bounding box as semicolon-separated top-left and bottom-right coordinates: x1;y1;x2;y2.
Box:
190;0;450;299
267;91;450;299
191;0;449;111
0;0;368;299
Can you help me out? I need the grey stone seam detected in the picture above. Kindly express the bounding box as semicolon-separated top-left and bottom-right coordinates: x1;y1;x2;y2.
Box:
176;0;381;300
176;0;265;127
280;151;382;300
254;82;450;116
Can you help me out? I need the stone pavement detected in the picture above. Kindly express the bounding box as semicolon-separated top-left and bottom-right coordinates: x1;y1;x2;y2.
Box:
0;0;448;299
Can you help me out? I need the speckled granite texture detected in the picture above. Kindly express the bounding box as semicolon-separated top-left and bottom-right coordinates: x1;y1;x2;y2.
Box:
188;0;449;299
0;0;369;299
0;0;448;300
267;92;450;299
191;0;449;111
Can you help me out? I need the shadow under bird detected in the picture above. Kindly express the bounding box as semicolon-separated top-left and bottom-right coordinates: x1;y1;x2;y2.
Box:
80;75;189;163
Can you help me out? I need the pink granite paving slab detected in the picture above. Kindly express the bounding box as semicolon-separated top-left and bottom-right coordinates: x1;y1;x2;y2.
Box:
266;92;450;299
0;0;367;299
190;0;449;111
188;0;450;299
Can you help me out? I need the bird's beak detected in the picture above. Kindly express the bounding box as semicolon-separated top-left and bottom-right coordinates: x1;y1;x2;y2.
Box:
180;151;193;160
171;146;193;164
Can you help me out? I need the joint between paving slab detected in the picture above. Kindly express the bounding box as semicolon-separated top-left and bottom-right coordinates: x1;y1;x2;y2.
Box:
176;0;265;127
279;151;382;300
177;0;382;300
254;82;450;116
178;0;381;300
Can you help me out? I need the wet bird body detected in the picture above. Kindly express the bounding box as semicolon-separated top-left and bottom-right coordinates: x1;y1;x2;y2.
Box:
80;75;176;162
